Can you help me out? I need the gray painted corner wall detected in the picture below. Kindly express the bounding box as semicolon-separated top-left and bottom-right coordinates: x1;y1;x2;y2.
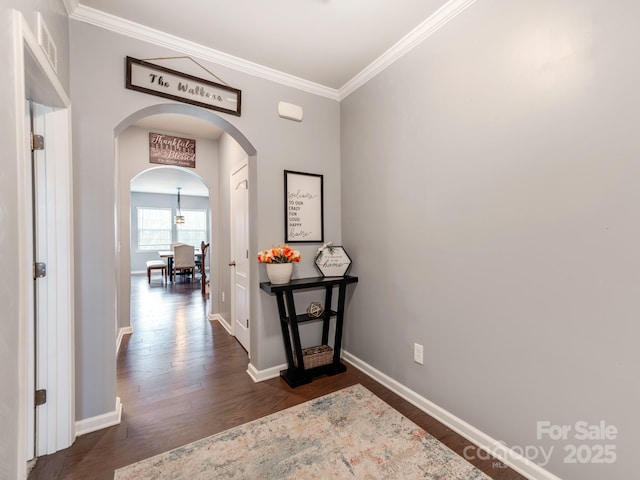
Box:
69;18;340;420
340;1;638;479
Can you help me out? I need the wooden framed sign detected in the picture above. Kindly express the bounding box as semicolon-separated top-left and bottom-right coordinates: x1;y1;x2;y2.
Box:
149;132;196;168
284;170;324;243
125;56;241;116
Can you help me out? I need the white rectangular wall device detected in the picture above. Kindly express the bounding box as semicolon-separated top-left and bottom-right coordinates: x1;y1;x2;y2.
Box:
277;101;303;122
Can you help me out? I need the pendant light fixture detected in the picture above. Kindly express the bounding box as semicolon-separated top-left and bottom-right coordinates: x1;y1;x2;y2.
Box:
174;187;185;224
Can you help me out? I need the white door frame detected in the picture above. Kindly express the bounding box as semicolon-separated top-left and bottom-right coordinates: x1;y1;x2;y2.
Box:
14;10;75;469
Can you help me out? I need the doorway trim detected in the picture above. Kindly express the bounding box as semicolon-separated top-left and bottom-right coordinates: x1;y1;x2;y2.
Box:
113;103;257;354
114;103;257;154
14;9;75;470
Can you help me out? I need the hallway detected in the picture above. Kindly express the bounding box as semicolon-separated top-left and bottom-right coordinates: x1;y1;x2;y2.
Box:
29;275;523;480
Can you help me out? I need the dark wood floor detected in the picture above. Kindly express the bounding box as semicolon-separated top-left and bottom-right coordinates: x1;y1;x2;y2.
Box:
29;274;525;480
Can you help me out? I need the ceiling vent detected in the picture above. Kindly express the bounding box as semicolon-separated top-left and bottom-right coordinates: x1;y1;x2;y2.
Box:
37;12;57;73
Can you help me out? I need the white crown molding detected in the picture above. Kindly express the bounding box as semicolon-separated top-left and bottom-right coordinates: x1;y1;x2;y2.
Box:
69;0;475;102
69;5;340;101
61;0;78;16
339;0;479;100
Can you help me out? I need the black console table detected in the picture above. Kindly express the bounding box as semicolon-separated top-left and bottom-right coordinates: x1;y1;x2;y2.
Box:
260;275;358;387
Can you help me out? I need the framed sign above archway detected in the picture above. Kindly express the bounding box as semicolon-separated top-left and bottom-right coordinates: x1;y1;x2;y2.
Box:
125;56;242;116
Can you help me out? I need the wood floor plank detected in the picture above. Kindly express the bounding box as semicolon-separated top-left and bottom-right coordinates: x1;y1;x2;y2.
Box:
28;274;527;480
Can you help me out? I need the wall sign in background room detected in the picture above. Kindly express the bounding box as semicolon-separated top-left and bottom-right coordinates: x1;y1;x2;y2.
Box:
284;170;324;243
149;132;196;168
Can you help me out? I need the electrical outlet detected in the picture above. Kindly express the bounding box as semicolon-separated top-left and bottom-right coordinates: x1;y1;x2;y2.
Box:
414;343;424;365
222;292;225;302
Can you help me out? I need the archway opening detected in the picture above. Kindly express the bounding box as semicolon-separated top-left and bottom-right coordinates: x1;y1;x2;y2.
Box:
113;104;256;359
130;165;210;283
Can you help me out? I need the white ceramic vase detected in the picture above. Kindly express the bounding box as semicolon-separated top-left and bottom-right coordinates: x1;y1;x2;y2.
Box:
265;263;293;284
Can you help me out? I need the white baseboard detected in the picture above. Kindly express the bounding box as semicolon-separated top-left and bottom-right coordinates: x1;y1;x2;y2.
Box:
208;312;233;335
75;397;122;437
341;351;561;480
116;326;133;353
247;361;286;382
209;313;268;381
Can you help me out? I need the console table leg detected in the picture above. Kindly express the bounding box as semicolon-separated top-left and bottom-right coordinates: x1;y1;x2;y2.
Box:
275;292;294;367
285;290;306;374
321;286;333;345
333;283;347;365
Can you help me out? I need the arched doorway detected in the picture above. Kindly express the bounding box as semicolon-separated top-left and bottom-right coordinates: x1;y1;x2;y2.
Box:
130;165;210;281
113;104;257;356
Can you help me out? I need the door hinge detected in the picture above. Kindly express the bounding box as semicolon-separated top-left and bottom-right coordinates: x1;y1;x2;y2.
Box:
34;262;47;279
31;133;45;151
35;389;47;406
246;318;249;328
246;249;249;259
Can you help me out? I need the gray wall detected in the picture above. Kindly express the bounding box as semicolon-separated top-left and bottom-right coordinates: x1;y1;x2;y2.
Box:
341;1;638;479
130;192;210;272
69;19;341;420
0;2;70;478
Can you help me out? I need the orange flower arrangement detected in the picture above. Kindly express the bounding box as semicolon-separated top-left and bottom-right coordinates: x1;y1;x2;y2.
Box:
257;244;302;264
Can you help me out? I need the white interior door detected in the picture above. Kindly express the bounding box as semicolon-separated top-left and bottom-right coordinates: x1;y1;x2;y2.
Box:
230;164;250;353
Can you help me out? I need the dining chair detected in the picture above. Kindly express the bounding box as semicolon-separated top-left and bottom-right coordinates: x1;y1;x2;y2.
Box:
146;259;167;284
173;244;195;282
200;241;210;296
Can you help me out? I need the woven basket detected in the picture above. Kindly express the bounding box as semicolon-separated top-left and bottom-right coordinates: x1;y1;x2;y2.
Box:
293;344;333;369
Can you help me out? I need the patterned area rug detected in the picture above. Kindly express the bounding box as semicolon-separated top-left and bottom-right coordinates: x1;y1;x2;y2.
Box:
114;384;490;479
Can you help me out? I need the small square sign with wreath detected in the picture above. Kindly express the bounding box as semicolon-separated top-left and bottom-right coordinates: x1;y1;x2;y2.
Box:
314;243;352;277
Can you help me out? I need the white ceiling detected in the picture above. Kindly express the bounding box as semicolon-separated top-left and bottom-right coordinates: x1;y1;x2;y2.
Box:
133;114;224;141
130;166;210;197
73;0;451;91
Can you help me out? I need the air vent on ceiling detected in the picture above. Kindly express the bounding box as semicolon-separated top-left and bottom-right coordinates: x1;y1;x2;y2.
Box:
37;12;57;73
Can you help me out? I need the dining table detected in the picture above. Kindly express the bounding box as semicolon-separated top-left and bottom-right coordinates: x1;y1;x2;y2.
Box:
158;248;202;280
